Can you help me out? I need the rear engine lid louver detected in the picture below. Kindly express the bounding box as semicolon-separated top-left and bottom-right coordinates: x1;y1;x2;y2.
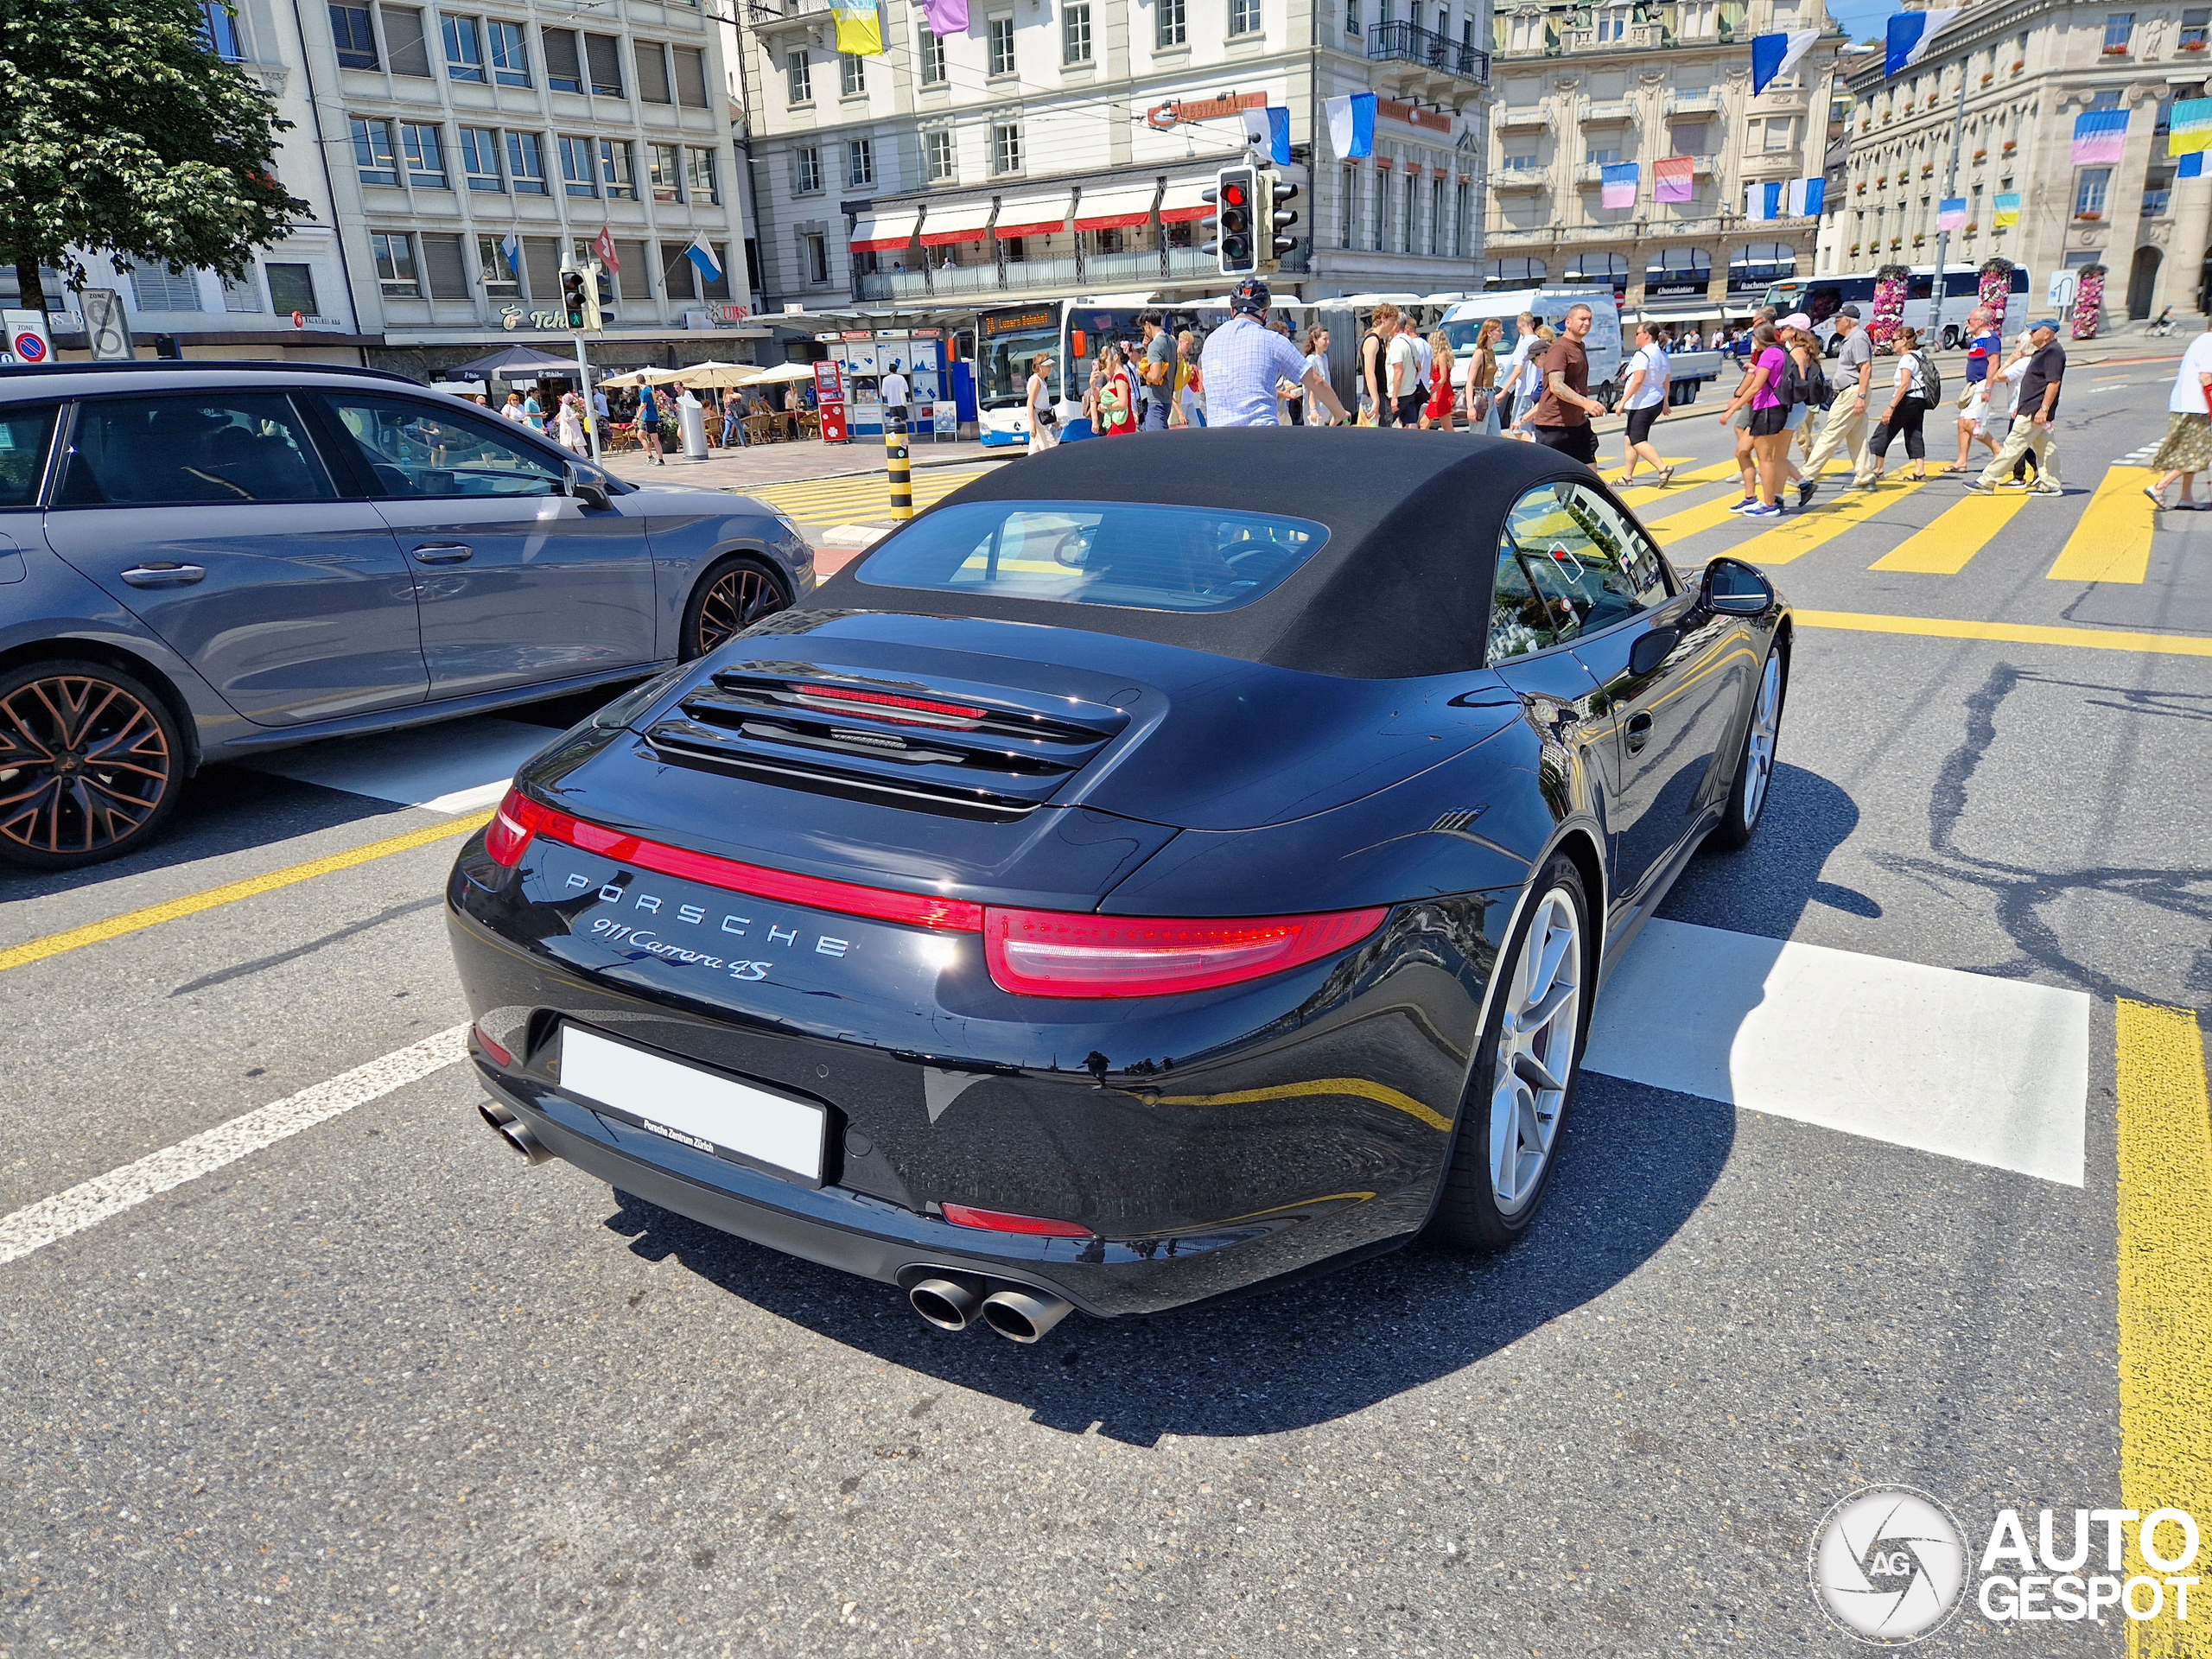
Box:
644;668;1128;821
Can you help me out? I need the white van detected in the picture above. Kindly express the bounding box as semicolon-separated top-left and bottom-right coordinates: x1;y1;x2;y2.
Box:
1440;287;1624;404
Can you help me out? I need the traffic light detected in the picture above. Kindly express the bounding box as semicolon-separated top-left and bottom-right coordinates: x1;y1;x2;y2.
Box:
589;259;613;324
1209;164;1258;277
1262;173;1300;271
559;263;601;332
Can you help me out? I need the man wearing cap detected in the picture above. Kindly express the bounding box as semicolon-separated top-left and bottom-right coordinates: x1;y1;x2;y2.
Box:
1802;303;1872;493
1967;319;2065;497
1198;278;1351;428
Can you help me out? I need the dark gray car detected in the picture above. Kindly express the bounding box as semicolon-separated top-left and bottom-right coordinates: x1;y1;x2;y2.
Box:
0;362;813;868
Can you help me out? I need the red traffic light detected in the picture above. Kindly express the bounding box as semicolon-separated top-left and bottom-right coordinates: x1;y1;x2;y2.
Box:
1223;182;1248;207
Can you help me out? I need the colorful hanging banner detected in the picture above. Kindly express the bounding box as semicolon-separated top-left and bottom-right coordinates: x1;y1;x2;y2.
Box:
1993;192;2020;226
1600;162;1639;208
2071;110;2128;166
2168;96;2212;156
1653;156;1694;203
1937;197;1967;232
2183;150;2207;179
832;0;883;56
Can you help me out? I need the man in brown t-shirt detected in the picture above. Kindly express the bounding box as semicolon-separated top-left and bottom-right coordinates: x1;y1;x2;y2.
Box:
1529;302;1606;465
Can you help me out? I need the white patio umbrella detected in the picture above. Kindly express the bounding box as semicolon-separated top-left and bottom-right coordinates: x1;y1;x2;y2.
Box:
741;361;819;385
667;359;761;388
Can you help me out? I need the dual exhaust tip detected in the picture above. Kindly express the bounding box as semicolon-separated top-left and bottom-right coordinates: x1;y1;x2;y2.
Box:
909;1275;1071;1343
478;1101;555;1166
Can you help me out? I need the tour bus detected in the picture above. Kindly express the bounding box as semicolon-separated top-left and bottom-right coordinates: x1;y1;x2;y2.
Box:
974;297;1208;444
1761;263;2035;352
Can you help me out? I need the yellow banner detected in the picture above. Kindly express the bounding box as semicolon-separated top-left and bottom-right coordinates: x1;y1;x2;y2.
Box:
833;0;883;54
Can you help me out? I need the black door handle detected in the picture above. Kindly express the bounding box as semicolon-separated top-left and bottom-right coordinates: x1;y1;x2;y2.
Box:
410;543;474;563
1626;712;1654;753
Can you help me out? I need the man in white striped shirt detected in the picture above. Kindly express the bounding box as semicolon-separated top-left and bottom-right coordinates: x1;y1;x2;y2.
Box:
1198;278;1350;429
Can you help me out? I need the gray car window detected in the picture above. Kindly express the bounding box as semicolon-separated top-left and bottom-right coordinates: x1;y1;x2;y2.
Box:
324;396;563;498
56;394;335;506
0;405;57;507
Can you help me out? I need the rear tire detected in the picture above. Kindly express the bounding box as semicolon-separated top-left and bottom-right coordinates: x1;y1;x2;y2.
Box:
1708;645;1786;852
0;658;184;870
681;556;791;661
1429;855;1592;1250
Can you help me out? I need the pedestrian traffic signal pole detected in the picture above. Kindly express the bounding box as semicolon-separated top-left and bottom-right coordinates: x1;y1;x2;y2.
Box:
885;408;913;522
571;333;602;462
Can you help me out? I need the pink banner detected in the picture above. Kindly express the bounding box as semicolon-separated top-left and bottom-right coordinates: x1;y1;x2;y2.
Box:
922;0;968;35
1653;156;1694;203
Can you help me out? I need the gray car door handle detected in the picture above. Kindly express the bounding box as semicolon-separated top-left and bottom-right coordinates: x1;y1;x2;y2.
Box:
120;563;207;587
410;543;474;563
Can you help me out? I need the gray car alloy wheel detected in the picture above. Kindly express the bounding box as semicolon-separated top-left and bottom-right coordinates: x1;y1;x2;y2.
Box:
691;563;790;657
0;671;174;861
1739;651;1783;831
1489;886;1585;1217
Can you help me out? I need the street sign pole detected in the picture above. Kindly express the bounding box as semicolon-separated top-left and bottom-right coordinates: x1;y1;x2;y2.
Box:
1929;64;1970;346
571;333;601;461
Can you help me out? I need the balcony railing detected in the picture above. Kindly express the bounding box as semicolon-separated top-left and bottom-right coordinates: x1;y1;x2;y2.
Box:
1369;20;1491;82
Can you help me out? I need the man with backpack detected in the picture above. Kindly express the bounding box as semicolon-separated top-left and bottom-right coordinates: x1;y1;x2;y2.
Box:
1802;303;1872;495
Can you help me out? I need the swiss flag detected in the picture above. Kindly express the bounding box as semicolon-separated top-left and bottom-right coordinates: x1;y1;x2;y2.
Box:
592;226;619;272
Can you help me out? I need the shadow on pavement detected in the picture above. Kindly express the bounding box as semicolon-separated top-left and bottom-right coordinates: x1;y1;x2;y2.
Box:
1660;761;1871;937
599;1074;1733;1444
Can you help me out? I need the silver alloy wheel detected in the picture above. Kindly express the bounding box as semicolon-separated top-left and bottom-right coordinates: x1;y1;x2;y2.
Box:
1741;652;1783;830
1490;887;1584;1215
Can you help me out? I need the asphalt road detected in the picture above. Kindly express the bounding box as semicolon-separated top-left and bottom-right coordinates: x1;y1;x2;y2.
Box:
2;355;2208;1658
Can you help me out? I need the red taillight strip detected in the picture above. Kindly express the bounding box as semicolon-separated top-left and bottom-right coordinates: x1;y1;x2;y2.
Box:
493;788;984;931
794;683;987;726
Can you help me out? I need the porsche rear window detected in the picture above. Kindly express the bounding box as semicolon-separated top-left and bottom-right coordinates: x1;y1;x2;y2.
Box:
852;501;1328;613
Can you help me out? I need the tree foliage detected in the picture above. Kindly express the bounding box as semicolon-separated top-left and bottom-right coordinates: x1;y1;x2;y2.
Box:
0;0;311;308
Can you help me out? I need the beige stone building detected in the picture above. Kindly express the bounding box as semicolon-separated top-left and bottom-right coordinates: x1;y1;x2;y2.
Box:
1484;0;1847;318
1827;0;2212;322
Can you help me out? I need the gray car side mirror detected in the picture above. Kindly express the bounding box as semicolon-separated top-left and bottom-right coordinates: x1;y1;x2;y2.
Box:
565;465;613;512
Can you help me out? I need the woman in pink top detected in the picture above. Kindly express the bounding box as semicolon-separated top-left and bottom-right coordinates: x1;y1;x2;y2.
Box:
1719;321;1789;518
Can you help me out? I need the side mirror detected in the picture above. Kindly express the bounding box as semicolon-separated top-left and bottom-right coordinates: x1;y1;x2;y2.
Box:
565;464;613;512
1700;556;1774;617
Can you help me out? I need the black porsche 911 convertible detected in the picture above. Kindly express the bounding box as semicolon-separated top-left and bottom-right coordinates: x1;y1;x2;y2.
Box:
446;428;1788;1341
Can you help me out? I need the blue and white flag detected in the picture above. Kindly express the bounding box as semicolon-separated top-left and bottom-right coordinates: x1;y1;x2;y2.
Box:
1785;175;1826;216
1751;28;1821;95
1240;104;1294;164
684;235;723;285
1745;181;1783;221
1885;8;1959;77
1324;92;1376;160
499;230;522;279
2183;149;2207;179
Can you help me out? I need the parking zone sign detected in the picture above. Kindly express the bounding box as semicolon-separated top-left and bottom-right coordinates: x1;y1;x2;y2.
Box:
0;309;51;366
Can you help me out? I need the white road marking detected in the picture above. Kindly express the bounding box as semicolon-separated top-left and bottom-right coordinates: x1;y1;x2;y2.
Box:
1586;918;2089;1185
0;1027;467;1267
243;718;556;813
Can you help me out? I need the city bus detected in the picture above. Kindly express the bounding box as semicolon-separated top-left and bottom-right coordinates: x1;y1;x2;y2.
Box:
1761;264;2034;352
974;297;1231;443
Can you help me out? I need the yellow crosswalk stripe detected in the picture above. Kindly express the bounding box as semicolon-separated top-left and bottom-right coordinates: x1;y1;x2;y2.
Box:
1723;474;1933;565
1796;609;2212;658
1614;459;1742;511
1643;487;1757;545
1869;488;2033;574
2113;1000;2212;1659
2047;465;2158;584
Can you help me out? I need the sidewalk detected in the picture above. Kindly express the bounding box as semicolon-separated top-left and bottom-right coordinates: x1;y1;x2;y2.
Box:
599;435;1013;493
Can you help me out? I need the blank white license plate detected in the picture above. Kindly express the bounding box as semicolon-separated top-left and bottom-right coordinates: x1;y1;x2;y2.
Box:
558;1025;825;1183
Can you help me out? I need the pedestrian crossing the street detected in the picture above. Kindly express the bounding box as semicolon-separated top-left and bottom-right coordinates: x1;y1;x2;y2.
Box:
743;463;1004;530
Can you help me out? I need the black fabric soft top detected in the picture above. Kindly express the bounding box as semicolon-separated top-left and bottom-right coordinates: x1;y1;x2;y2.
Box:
809;426;1593;680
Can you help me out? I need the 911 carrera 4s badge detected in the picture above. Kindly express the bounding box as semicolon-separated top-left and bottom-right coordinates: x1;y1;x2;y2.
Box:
536;850;855;977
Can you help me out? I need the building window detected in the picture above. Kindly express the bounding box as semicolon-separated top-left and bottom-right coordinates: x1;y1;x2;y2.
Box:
988;16;1015;74
1400;171;1414;252
841;51;867;95
542;26;582;92
400;123;447;188
601;138;634;198
223;269;263;312
1340;163;1357;246
1586;145;1620;165
370;231;419;297
2075;167;2111;216
1454;179;1471;257
2104;11;2134;50
200;1;245;60
442;14;485;79
1345;0;1359;33
794;144;822;195
125;262;204;312
474;234;517;295
330;3;377;67
1064;2;1091;62
2183;7;2209;48
1230;0;1261;34
505;130;547;193
847;137;874;186
653;143;684;200
673;45;709;105
635;40;671;101
350;117;397;185
925;129;957;181
1429;175;1443;256
266;263;320;316
918;26;945;82
1372;165;1385;245
787;50;812;103
558;135;596;196
380;4;431;73
685;147;720;203
487;20;528;84
585;33;622;95
991;121;1022;175
803;232;830;285
1157;0;1186;47
459;128;503;191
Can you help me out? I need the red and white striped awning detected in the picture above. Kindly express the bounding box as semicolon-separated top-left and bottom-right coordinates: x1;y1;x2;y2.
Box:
1072;180;1160;232
1159;176;1215;225
919;200;995;247
994;188;1073;239
849;207;922;254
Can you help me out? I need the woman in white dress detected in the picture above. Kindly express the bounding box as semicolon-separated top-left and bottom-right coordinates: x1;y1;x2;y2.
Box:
555;392;588;455
1025;353;1059;454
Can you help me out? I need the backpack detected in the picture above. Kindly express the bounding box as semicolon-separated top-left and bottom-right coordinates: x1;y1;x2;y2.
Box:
1910;349;1942;404
1779;349;1829;410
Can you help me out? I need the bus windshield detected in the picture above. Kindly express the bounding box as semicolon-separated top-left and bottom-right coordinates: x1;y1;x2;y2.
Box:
977;308;1061;408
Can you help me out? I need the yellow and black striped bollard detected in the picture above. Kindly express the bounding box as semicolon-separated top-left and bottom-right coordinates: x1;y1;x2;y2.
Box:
884;407;913;522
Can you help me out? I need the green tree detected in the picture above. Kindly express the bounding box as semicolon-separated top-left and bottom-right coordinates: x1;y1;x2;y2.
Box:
0;0;310;311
